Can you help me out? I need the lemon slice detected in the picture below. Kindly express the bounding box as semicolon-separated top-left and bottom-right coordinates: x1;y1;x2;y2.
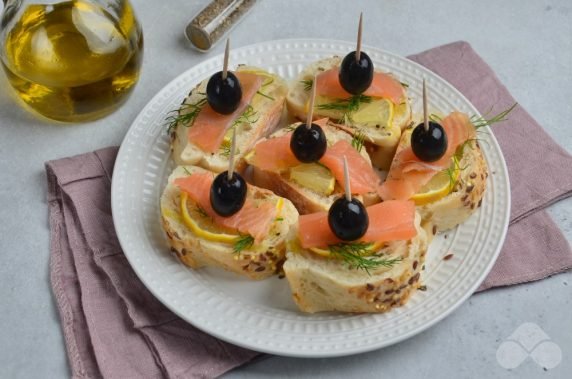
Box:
411;158;460;206
179;192;285;244
309;241;385;258
351;98;394;129
180;192;239;243
289;163;335;195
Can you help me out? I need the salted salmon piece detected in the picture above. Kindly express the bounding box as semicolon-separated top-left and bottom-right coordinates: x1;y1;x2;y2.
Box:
174;172;277;242
378;112;475;201
250;118;329;172
250;134;298;171
315;68;405;104
319;140;379;194
187;72;263;153
298;200;417;249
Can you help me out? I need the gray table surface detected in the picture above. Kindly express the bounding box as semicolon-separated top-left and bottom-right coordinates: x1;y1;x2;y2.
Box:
1;0;571;378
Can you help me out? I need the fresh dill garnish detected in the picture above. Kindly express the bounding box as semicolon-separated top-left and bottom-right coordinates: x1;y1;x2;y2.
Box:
256;90;275;101
429;113;442;122
233;105;259;127
301;79;313;91
195;206;208;218
165;97;207;133
351;130;366;152
233;234;254;254
317;94;372;124
400;81;410;88
182;167;193;175
262;77;274;87
275;217;284;222
219;143;231;157
328;242;403;275
470;103;517;129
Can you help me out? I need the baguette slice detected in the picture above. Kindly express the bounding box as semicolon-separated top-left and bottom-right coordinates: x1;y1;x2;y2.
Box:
246;121;381;215
286;57;413;170
395;128;488;232
171;65;288;173
161;166;299;280
283;213;431;313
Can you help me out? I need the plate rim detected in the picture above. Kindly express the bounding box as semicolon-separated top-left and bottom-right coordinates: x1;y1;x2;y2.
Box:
111;38;511;357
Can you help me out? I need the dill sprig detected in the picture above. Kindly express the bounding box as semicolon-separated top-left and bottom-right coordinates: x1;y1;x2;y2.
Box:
429;113;442;122
400;81;410;88
256;90;275;101
182;167;193;175
351;130;366;152
301;79;313;91
195;206;208;218
328;242;403;275
317;94;372;124
165;98;207;133
233;105;259;127
219;143;231;157
233;234;254;254
470;103;517;129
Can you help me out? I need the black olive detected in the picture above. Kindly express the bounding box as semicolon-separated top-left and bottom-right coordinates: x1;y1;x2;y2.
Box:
339;51;374;95
290;123;327;163
328;197;369;241
206;71;242;114
411;121;448;162
210;171;247;216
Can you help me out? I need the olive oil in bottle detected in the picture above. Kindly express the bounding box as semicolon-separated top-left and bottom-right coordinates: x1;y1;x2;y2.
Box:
0;0;143;122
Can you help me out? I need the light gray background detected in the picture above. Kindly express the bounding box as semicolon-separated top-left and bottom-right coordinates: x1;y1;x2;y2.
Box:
1;0;570;378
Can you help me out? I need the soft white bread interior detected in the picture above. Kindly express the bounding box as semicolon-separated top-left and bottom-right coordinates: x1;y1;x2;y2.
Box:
171;65;288;173
283;213;431;313
286;56;413;170
161;166;299;280
246;122;381;215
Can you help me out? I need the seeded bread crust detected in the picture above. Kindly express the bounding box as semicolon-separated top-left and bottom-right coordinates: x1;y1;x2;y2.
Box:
171;65;288;173
283;214;432;313
286;56;412;170
161;166;299;280
247;122;381;215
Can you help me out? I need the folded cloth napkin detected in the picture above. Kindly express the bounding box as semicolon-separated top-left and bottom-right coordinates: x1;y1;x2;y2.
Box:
46;41;572;378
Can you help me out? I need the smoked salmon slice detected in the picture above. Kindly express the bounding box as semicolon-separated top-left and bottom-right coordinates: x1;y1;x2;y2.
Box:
319;140;379;194
298;200;417;249
174;172;277;242
315;68;405;104
378;112;475;201
249;118;328;172
187;72;263;153
251;120;380;195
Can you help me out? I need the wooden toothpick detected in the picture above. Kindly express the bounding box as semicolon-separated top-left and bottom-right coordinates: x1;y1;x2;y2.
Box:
343;156;352;201
222;39;230;80
227;127;237;180
356;12;363;62
423;79;429;131
306;75;317;129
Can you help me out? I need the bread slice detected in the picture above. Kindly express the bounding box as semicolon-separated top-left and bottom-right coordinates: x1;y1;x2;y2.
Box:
161;166;299;280
245;121;381;215
170;65;288;173
417;141;488;232
393;127;488;232
283;213;431;313
286;56;413;170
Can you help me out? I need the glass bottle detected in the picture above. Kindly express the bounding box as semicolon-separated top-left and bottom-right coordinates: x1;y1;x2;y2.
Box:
0;0;143;122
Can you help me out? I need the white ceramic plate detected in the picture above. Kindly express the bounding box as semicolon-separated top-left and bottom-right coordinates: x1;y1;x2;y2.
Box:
111;39;510;357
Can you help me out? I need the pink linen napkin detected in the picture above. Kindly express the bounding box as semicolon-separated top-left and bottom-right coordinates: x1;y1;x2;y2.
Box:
46;41;572;378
